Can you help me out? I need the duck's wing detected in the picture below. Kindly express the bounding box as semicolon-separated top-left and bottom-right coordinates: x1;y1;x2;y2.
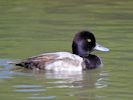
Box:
15;53;59;69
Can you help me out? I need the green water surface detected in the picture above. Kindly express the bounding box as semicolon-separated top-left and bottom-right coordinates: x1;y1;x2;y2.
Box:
0;0;133;100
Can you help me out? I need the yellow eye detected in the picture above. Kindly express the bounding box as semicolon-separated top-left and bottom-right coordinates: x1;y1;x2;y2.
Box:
87;39;91;42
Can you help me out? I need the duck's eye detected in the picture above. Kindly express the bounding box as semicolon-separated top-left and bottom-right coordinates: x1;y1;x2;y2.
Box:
87;39;91;42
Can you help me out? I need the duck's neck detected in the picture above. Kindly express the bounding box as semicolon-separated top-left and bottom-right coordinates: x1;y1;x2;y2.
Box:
72;41;88;57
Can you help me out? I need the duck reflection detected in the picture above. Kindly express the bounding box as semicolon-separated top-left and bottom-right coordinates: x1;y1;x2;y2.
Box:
32;68;108;100
32;68;108;88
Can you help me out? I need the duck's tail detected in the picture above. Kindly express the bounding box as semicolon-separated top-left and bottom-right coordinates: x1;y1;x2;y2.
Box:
8;61;24;67
8;61;17;64
8;60;43;70
15;63;24;67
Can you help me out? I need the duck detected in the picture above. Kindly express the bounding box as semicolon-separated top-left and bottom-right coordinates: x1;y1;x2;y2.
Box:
15;30;109;71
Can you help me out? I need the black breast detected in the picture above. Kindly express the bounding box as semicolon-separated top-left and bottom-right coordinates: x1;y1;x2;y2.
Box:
83;54;102;69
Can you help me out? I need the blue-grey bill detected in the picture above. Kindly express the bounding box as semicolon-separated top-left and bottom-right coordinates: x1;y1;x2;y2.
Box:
94;43;109;51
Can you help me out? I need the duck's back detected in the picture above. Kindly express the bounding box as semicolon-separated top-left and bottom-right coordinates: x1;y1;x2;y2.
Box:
16;52;84;71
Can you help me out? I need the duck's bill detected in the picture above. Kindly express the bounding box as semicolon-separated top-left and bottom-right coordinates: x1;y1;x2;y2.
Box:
94;43;109;52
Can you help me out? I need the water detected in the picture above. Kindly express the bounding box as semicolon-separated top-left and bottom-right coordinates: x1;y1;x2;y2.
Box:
0;0;133;100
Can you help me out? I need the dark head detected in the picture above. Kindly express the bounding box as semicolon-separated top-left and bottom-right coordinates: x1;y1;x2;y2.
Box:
72;30;109;57
72;31;96;57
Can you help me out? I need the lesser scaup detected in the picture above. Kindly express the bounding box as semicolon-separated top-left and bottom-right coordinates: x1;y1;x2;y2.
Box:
15;30;109;71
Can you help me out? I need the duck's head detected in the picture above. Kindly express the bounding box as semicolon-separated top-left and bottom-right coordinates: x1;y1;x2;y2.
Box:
72;30;109;57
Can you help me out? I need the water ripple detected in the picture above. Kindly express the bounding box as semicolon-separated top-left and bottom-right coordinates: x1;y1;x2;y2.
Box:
14;85;46;93
28;96;56;100
95;72;109;88
0;59;14;79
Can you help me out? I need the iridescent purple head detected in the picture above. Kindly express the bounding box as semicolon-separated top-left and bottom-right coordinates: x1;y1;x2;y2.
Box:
72;30;109;57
